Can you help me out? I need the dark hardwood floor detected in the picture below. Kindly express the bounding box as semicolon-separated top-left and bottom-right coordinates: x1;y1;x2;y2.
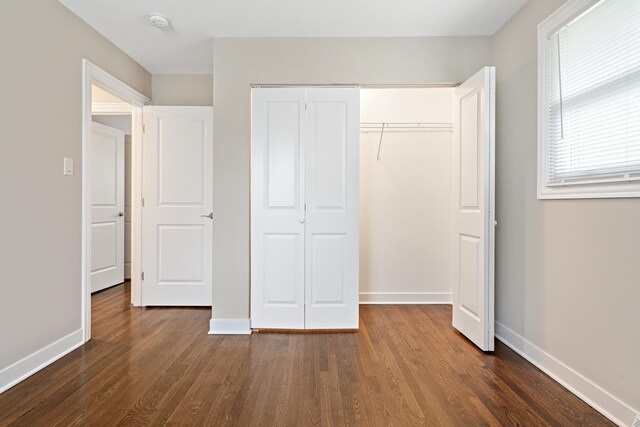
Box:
0;283;612;426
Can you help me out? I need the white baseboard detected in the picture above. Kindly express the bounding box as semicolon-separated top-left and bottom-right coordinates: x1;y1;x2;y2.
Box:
359;292;452;304
209;319;252;335
495;322;638;427
0;328;84;394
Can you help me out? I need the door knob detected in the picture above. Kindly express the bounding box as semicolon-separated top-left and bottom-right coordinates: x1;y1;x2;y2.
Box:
299;218;305;224
118;212;125;217
201;212;214;220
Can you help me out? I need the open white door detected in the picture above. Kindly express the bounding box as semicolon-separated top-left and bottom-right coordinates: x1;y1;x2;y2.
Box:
304;88;360;329
90;122;125;293
251;88;306;329
452;67;496;351
141;107;213;306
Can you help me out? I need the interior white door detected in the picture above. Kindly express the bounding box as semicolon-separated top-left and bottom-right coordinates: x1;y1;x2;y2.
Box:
304;88;360;329
452;67;496;351
142;106;213;306
90;121;125;293
251;88;306;329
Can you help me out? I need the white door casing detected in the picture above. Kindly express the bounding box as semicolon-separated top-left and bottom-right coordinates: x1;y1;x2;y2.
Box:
304;88;360;329
90;121;125;293
251;88;306;329
142;106;214;306
124;137;132;280
452;67;496;351
250;87;360;330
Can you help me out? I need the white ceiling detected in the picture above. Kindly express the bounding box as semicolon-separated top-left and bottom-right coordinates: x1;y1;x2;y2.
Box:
59;0;527;75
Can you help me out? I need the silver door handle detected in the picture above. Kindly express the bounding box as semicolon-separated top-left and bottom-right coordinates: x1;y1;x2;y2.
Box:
118;212;125;217
201;212;214;220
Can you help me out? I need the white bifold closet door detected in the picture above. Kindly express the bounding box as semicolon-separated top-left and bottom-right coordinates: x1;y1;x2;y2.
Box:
304;89;360;329
251;87;359;330
251;89;306;328
452;67;496;351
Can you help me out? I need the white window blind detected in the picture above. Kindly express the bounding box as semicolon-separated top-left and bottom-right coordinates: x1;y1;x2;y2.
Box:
547;0;640;184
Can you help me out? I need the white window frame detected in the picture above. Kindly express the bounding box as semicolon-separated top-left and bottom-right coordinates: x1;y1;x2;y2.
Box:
537;0;640;199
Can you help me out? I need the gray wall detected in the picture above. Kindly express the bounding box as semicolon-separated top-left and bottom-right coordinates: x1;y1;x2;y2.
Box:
152;74;213;106
211;37;492;320
492;0;640;415
0;0;150;370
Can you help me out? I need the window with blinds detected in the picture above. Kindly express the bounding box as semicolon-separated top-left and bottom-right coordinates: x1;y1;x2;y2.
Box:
539;0;640;198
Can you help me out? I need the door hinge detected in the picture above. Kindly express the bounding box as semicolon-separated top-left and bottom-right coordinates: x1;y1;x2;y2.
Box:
305;102;307;111
141;272;145;281
142;198;145;207
142;124;146;134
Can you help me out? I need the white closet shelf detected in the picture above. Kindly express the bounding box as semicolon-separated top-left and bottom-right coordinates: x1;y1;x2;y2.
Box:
363;123;453;160
360;122;453;133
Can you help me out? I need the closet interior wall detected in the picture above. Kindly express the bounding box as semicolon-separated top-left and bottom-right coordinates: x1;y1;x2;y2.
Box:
360;88;454;303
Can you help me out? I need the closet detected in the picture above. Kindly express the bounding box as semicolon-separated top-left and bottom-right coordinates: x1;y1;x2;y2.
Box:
251;87;360;329
359;88;454;305
250;67;495;347
362;69;495;352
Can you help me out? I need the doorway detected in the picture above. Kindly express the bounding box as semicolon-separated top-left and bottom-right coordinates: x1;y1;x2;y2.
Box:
90;86;133;292
81;60;150;342
359;87;455;305
360;68;496;351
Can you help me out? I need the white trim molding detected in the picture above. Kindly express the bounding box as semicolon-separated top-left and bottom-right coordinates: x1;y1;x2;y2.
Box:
0;329;84;394
496;322;639;427
359;292;452;305
209;319;252;335
92;102;133;115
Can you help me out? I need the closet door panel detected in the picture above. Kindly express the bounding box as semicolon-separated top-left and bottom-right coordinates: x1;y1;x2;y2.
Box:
266;102;302;209
305;88;360;329
310;233;346;304
452;67;496;351
311;103;347;210
251;88;306;329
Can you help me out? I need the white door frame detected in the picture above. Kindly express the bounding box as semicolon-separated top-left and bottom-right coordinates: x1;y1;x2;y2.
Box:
82;60;151;342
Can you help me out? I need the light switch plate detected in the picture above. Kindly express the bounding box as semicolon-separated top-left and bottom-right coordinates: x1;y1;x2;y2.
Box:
63;157;74;176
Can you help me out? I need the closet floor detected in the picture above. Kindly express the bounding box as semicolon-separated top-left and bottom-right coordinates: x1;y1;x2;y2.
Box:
0;283;611;426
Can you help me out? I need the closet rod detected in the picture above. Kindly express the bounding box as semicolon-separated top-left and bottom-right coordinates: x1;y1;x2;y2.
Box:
361;122;452;128
365;122;453;161
361;122;453;134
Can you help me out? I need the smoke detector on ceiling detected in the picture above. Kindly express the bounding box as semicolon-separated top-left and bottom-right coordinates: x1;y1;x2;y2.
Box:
148;13;170;28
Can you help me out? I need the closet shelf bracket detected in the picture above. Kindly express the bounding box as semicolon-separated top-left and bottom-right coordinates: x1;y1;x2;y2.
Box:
376;123;386;161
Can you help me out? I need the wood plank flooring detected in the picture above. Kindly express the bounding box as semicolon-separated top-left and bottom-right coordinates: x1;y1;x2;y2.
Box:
0;282;612;426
